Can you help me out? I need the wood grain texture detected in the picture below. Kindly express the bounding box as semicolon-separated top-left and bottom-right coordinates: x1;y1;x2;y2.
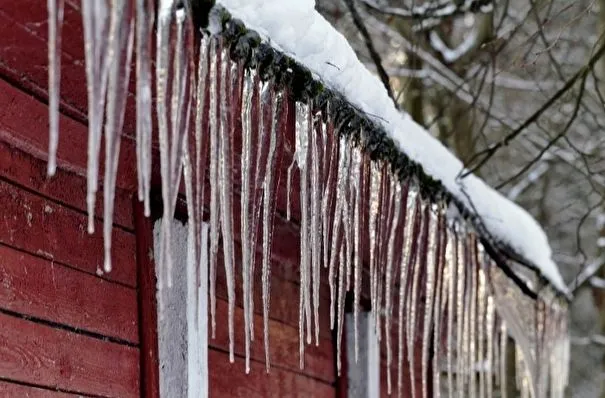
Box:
0;313;139;397
211;298;335;383
209;349;335;397
0;139;134;230
0;380;85;397
0;179;136;287
0;245;138;343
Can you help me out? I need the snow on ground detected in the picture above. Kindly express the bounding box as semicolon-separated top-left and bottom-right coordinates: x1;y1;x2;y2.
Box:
217;0;568;295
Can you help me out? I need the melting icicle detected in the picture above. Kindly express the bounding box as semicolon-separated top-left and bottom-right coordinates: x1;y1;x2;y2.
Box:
321;108;338;273
219;52;236;363
446;231;457;398
250;79;271;345
82;0;110;233
192;35;210;330
433;212;447;398
350;146;363;360
135;0;155;216
421;206;438;398
368;163;382;330
500;322;508;398
398;186;418;395
485;297;495;398
103;0;135;273
47;0;64;176
310;111;322;347
261;87;285;372
240;68;255;373
208;38;220;339
455;229;467;398
468;239;477;398
408;202;429;398
477;268;487;398
384;174;402;395
328;138;349;330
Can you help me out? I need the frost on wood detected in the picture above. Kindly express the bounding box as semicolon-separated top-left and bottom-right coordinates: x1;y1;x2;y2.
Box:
46;2;569;397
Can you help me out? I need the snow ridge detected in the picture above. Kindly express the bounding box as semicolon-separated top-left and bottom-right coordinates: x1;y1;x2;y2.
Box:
217;0;568;295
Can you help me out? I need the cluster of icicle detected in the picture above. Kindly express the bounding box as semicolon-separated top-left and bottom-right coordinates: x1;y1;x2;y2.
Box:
46;1;569;397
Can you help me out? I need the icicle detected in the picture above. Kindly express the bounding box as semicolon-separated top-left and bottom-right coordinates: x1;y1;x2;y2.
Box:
455;229;467;398
294;100;312;351
444;231;456;398
135;0;155;216
47;0;64;176
433;213;447;398
500;322;508;398
398;186;418;395
219;52;236;363
103;0;135;273
368;163;382;330
336;241;346;376
208;38;220;339
375;166;392;341
421;205;438;398
384;174;402;395
477;268;487;398
485;297;495;398
192;35;210;330
240;68;255;373
82;0;110;233
322;107;338;273
350;147;363;360
261;87;285;372
328;138;349;330
407;202;429;398
468;239;478;398
310;111;322;347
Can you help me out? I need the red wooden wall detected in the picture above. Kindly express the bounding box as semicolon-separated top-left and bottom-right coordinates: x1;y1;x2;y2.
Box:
0;1;427;397
0;1;338;396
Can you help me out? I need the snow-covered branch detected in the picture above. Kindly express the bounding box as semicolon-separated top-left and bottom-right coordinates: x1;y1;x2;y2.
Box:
359;0;493;20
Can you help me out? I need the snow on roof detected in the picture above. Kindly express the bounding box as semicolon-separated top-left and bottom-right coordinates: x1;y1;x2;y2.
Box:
217;0;568;295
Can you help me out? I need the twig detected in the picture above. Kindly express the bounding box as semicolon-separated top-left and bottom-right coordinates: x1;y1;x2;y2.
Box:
344;0;398;108
461;40;605;178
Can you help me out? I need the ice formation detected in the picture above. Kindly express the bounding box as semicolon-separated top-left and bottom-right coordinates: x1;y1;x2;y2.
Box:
45;1;569;396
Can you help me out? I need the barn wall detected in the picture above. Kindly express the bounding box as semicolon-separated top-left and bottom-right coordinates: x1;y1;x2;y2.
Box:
0;3;338;396
0;2;430;397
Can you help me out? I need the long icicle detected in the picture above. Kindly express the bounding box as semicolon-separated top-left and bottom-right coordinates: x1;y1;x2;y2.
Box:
408;202;430;398
47;0;64;176
135;0;155;216
250;79;271;343
351;146;364;360
193;35;210;329
103;0;135;273
82;0;110;234
240;68;255;373
368;163;382;332
398;186;418;395
384;174;402;395
261;87;285;372
421;206;439;398
208;38;220;339
310;110;322;346
219;51;236;363
446;230;457;398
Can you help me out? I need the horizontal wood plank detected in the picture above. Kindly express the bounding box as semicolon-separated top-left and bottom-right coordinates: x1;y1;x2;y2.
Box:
211;298;335;383
209;349;334;398
0;139;134;230
0;245;138;343
0;380;84;397
0;179;137;287
0;313;139;397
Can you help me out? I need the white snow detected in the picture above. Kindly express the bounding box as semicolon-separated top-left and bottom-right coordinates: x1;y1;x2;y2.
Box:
217;0;568;295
